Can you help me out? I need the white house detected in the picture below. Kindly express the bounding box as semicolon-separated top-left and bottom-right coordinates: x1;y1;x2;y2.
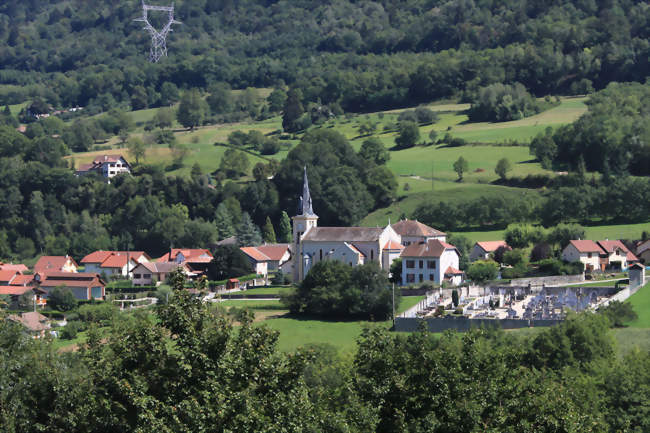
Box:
34;255;78;273
76;155;131;179
132;262;192;286
561;240;605;272
291;167;402;282
240;244;292;277
470;241;510;262
391;219;446;246
597;240;636;270
400;239;461;285
81;251;149;277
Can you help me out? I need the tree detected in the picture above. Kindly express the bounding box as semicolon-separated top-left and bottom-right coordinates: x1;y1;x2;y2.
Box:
207;244;254;280
153;107;174;129
453;156;469;181
394;121;420;149
283;261;394;320
414;106;438;124
218;148;250;179
130;85;148;110
428;129;438;144
359;138;390;165
495;158;512;180
277;211;292;243
531;242;553;262
236;212;262;246
206;82;232;114
282;88;304;133
262;216;277;243
159;82;180;106
451;289;459;307
466;260;499;283
127;137;146;164
267;88;287;113
47;286;77;311
177;89;206;130
389;258;402;285
14;237;35;260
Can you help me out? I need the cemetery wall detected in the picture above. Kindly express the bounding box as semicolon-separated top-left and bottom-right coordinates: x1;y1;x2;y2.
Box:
509;274;584;287
394;316;562;333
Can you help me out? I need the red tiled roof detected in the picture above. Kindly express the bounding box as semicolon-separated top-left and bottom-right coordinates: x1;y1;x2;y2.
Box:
383;240;404;250
240;247;271;262
401;239;458;258
81;251;114;264
597;240;630;254
0;270;19;283
10;274;34;286
255;244;290;261
34;256;78;273
444;266;464;275
76;163;94;172
158;249;213;263
568;240;604;254
0;263;28;272
100;254;135;269
8;312;49;332
391;219;446;237
93;154;126;164
0;285;45;295
627;251;639;262
476;241;509;253
38;271;105;288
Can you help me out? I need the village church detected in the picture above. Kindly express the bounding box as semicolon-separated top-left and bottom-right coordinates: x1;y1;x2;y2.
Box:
291;168;460;284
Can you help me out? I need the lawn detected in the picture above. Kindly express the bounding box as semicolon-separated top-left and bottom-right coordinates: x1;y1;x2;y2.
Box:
237;286;294;296
626;281;650;328
218;300;288;310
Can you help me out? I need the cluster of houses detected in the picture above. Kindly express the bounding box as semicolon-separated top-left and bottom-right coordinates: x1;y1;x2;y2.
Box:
0;248;214;313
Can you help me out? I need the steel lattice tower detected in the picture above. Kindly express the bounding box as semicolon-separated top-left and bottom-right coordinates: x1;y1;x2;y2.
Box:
135;1;181;63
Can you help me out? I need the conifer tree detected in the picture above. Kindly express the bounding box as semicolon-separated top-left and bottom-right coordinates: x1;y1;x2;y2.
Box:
262;216;277;243
278;211;292;243
236;212;262;246
214;203;235;240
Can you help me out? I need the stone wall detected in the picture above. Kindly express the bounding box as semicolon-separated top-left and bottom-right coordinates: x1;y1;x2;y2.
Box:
394;316;562;333
508;274;584;287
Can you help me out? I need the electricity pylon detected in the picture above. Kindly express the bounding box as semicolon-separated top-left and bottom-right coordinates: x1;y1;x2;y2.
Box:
135;1;181;63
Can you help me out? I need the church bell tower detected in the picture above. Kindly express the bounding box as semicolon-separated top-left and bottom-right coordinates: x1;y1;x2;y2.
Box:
292;166;318;281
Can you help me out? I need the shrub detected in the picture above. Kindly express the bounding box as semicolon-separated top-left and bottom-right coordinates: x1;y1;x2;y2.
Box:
60;321;83;340
598;301;638;327
452;289;459;307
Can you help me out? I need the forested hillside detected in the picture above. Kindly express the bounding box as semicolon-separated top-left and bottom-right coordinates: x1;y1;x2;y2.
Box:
0;0;648;112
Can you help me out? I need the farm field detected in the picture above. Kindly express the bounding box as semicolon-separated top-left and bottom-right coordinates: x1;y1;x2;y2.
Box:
626;282;650;328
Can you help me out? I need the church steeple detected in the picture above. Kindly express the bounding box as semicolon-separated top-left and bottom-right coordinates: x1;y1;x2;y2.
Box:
299;166;316;216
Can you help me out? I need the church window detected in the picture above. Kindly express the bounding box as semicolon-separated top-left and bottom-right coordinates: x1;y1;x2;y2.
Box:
320;249;323;260
370;250;374;260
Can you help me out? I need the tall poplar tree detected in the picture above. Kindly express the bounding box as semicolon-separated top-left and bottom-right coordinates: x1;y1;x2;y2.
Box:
262;216;277;243
278;211;292;243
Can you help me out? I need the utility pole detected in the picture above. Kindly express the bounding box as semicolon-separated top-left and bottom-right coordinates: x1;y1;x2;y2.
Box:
135;1;181;63
392;282;395;325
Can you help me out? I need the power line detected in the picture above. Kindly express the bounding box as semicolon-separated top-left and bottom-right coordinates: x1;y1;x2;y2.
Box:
135;1;181;63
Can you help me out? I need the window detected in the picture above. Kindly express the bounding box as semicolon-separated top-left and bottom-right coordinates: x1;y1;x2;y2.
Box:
588;253;592;258
144;274;151;278
406;260;415;269
419;274;423;282
404;241;411;246
406;274;415;283
134;273;141;279
427;260;436;269
320;249;323;261
429;274;434;281
419;260;423;268
370;250;374;260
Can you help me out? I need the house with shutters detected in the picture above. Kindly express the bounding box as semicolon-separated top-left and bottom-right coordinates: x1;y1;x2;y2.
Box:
596;240;638;270
400;239;462;285
561;240;605;272
34;255;78;273
76;155;131;179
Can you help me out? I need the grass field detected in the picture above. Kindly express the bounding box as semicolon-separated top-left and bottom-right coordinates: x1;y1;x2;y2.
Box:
362;181;541;226
456;222;650;244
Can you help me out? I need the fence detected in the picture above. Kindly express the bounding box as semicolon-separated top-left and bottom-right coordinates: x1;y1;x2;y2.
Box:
394;316;563;333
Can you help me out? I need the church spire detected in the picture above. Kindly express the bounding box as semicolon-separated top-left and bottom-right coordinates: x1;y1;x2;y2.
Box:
300;166;316;216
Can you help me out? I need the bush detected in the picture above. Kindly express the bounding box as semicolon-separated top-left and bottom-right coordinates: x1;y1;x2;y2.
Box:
77;303;117;324
47;287;77;312
60;321;83;340
452;289;459;307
